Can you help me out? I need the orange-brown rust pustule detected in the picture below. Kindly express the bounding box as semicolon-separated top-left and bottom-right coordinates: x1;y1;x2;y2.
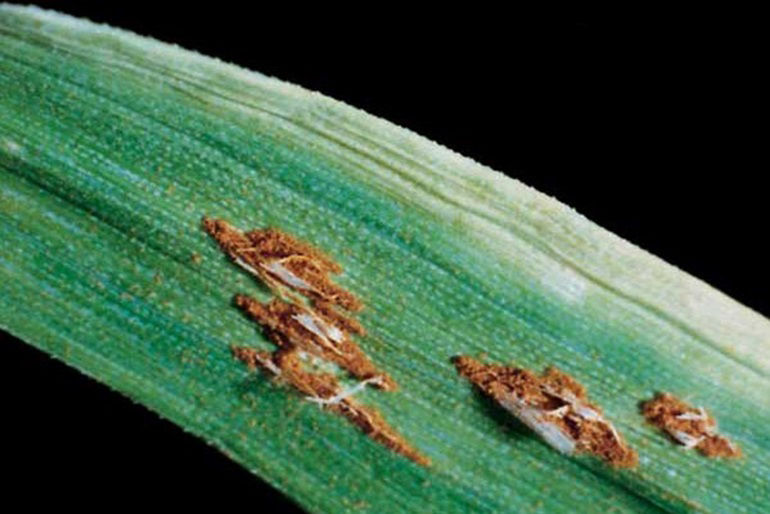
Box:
642;392;741;458
233;346;341;398
202;217;362;311
232;347;429;466
454;356;637;469
236;295;396;391
206;218;418;463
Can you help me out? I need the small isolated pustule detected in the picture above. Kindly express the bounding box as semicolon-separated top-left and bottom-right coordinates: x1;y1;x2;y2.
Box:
453;356;638;469
235;295;395;391
232;346;430;467
642;392;741;458
202;218;362;311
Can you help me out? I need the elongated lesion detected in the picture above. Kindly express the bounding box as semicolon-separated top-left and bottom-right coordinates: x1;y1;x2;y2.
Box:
204;217;426;465
203;218;362;311
453;356;638;469
641;392;741;458
233;347;429;466
235;295;396;391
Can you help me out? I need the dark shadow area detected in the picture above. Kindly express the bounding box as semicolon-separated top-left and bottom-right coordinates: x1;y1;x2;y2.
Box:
0;331;304;512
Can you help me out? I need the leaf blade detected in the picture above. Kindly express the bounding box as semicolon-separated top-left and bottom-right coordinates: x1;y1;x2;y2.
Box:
1;5;768;513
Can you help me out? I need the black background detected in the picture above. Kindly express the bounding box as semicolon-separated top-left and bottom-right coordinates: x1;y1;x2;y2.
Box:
2;3;764;510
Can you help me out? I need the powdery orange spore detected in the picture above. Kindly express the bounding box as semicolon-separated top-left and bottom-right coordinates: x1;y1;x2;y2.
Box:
642;392;741;458
454;356;638;469
235;295;395;391
233;347;429;466
206;218;417;463
203;218;362;311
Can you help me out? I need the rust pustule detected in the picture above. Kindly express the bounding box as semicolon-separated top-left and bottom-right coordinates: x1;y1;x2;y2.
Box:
454;356;637;469
233;347;429;466
203;218;362;311
236;295;395;391
206;217;420;464
642;392;741;458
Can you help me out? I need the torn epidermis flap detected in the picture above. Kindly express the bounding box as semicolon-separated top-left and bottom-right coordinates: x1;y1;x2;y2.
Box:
242;347;384;408
239;249;362;312
507;390;619;456
232;346;428;465
232;254;314;297
641;392;741;458
205;218;324;290
284;309;345;356
671;430;705;449
205;218;364;317
306;376;385;406
243;228;342;274
213;220;420;463
292;312;344;344
454;356;637;468
261;260;314;291
500;396;578;455
675;407;708;422
235;294;394;390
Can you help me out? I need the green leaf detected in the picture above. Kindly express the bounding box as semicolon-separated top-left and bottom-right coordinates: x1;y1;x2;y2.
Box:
1;5;768;512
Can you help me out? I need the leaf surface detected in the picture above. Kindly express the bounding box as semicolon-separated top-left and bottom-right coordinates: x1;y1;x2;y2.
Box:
1;6;768;513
